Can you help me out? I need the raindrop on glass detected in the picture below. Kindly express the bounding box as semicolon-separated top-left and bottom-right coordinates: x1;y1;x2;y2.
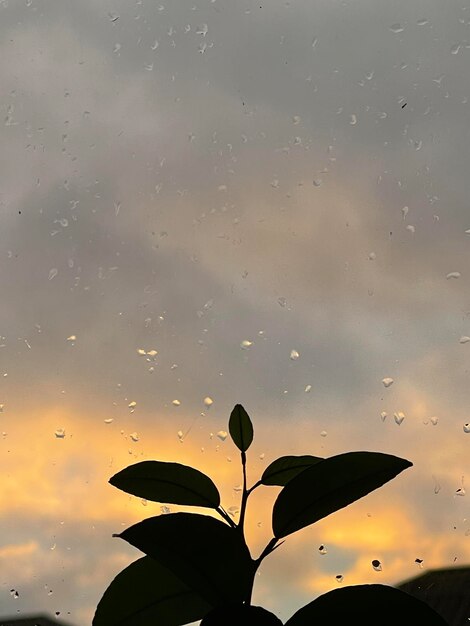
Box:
305;384;312;393
172;399;181;406
459;336;470;344
128;401;137;412
463;424;470;433
203;396;214;407
48;268;58;280
394;412;405;425
228;506;240;517
217;430;228;441
415;558;424;568
380;411;387;422
372;559;382;571
430;416;438;426
160;505;171;514
382;377;394;388
290;349;300;360
446;272;461;279
389;23;404;33
335;574;344;583
318;545;327;555
130;432;139;443
241;340;253;349
104;418;114;424
320;430;327;437
54;428;65;439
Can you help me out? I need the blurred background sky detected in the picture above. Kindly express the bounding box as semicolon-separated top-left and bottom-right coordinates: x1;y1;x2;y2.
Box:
1;0;470;623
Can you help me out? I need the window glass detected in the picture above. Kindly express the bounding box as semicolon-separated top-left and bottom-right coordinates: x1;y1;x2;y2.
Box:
1;1;469;624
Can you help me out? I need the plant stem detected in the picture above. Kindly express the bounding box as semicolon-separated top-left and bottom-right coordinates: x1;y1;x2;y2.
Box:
254;537;279;566
216;505;237;528
238;450;248;533
246;479;262;496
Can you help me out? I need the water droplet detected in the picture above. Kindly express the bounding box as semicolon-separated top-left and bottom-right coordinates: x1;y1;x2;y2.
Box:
335;574;344;583
196;23;208;36
203;396;214;407
451;43;461;55
278;297;287;307
160;505;171;514
66;335;76;342
460;336;470;344
48;268;58;280
128;401;137;412
233;484;243;492
217;430;228;441
382;377;394;388
406;225;415;233
415;558;424;568
228;505;240;517
456;487;466;496
259;453;265;460
104;418;114;424
349;114;357;125
430;416;439;426
394;412;405;425
417;19;428;26
402;206;409;220
320;430;327;437
292;115;301;124
372;559;382;571
54;428;66;439
313;178;322;187
305;384;312;393
130;432;139;443
177;430;184;442
318;545;327;554
172;399;181;406
463;424;470;433
446;272;461;279
240;340;253;349
380;411;387;422
290;349;300;360
389;23;404;33
368;252;376;261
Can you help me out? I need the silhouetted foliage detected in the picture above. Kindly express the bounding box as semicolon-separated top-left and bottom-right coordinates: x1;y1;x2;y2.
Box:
94;404;449;626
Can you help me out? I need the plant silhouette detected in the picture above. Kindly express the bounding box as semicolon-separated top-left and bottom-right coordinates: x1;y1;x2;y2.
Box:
94;404;449;625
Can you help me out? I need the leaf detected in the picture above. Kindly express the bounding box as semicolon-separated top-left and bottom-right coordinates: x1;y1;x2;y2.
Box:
109;461;220;509
261;455;324;486
284;584;449;626
228;404;254;452
117;513;254;606
201;604;283;626
272;451;412;538
93;556;212;626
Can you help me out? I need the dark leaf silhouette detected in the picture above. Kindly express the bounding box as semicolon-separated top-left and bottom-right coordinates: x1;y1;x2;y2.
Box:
228;404;254;452
272;451;412;538
284;584;449;626
261;455;323;486
117;513;254;606
201;604;283;625
109;461;220;509
93;556;212;626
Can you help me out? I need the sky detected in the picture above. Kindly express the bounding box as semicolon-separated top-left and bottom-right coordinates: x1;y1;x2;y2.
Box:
1;0;470;623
